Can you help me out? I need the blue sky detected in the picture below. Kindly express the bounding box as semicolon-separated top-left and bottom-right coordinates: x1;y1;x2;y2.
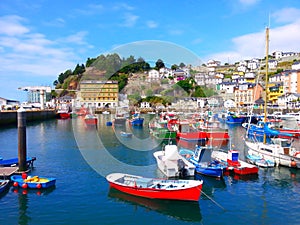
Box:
1;0;300;101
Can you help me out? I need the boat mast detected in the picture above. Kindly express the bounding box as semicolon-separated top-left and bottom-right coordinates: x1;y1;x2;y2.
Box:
263;27;269;144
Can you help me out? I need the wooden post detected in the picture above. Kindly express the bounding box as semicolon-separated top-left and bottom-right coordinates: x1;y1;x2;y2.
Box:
18;108;27;171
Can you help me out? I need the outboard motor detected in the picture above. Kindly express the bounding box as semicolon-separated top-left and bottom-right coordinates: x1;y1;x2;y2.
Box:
177;159;188;178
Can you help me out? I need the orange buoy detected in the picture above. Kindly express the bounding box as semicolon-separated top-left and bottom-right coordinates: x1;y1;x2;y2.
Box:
22;183;28;189
291;161;297;167
36;183;42;189
13;182;19;187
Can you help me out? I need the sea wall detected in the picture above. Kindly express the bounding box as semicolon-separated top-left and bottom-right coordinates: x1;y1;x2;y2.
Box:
0;110;56;126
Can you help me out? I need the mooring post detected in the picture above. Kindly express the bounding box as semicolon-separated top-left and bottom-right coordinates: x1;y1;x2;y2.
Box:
18;108;27;172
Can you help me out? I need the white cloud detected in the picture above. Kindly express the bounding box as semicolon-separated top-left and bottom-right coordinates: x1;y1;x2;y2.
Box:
146;20;158;28
121;13;139;27
0;15;29;36
0;15;87;78
168;29;184;36
113;3;134;11
44;18;65;27
239;0;260;6
272;7;300;24
205;19;300;64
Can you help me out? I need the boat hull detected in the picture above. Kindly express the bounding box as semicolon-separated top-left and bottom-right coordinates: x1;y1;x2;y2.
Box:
106;173;203;201
0;180;10;194
11;175;56;189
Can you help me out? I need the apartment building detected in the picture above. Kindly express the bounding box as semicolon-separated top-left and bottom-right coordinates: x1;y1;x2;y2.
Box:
78;80;119;108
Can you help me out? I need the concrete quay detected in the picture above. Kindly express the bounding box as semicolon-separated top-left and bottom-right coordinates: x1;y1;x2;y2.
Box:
0;109;56;126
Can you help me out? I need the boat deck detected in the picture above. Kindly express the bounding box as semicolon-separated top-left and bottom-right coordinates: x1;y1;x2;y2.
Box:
0;167;18;178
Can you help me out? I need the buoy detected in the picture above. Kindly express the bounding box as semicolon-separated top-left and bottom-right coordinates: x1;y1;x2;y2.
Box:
22;183;28;189
13;182;19;187
22;190;28;195
291;161;297;167
36;183;42;189
22;172;28;179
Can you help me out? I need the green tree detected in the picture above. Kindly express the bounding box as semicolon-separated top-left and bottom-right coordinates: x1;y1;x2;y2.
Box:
155;59;165;70
179;62;186;68
171;64;178;70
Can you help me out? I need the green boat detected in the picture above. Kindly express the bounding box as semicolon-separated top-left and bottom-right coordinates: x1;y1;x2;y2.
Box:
149;121;177;140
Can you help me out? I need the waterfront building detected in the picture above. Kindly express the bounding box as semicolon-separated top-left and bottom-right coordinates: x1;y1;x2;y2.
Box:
234;83;263;107
0;97;20;110
78;80;119;109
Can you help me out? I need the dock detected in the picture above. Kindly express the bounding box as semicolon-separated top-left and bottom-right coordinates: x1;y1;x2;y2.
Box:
0;167;18;178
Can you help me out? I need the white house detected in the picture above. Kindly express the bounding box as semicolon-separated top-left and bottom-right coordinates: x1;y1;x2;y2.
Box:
140;101;151;108
292;61;300;70
268;60;278;69
247;59;259;70
147;69;160;81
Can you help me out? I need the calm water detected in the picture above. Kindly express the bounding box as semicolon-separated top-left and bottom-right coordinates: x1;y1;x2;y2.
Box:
0;115;300;225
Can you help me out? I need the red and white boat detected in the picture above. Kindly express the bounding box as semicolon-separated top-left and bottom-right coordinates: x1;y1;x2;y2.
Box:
168;119;207;142
57;109;70;119
106;173;203;201
84;114;98;125
212;149;259;175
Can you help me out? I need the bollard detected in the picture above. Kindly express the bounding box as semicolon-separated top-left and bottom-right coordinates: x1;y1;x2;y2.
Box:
18;108;27;172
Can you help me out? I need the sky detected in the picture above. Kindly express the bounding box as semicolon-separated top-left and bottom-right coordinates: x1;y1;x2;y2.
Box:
1;0;300;101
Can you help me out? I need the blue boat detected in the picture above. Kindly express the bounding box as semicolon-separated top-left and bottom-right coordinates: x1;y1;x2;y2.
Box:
120;131;133;137
218;111;247;124
0;157;36;167
129;113;144;126
180;146;225;178
0;179;10;194
11;174;56;189
243;121;293;138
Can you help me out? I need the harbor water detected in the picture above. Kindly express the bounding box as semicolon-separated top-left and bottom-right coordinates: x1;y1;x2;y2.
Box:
0;115;300;225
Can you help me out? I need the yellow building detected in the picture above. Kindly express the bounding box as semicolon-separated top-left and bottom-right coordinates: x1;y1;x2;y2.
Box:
267;82;283;104
78;80;119;108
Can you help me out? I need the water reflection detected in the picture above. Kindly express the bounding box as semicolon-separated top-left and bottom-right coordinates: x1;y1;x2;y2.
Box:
17;191;30;225
108;188;202;222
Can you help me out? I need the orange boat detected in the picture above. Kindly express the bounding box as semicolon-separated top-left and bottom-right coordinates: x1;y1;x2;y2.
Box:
106;173;203;201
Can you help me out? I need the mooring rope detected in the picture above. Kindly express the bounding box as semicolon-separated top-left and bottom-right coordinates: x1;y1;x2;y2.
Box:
200;189;226;211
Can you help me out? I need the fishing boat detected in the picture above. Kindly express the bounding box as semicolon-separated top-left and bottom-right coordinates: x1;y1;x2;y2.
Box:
212;149;259;175
56;109;70;119
129;113;144;126
106;173;203;201
153;144;195;178
11;174;56;189
217;111;247;124
179;146;225;178
84;114;98;125
0;179;10;194
169;119;207;142
245;138;300;168
120;131;133;137
0;157;36;167
246;150;275;168
149;119;177;140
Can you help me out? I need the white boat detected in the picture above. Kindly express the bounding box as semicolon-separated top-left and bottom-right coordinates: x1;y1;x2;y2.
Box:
153;144;195;178
245;138;300;168
246;150;275;168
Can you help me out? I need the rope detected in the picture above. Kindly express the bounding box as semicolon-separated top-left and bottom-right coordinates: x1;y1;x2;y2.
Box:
200;189;226;211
